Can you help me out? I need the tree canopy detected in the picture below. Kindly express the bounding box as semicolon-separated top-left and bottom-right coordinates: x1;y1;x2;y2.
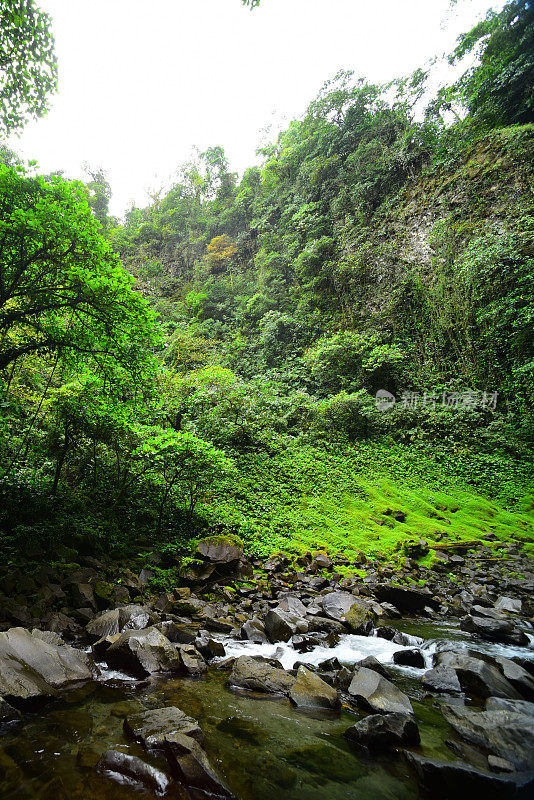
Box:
0;0;57;134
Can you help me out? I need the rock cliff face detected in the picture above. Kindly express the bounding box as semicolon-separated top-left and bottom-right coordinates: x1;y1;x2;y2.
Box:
344;125;534;313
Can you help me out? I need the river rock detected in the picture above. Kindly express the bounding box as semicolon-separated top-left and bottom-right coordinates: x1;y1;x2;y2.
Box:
486;697;534;715
228;655;295;695
493;656;534;701
86;605;156;641
264;608;308;643
195;634;226;660
422;665;462;694
0;627;93;705
277;595;307;616
97;749;176;796
104;627;182;677
320;591;358;620
124;707;203;747
442;704;534;771
289;666;340;710
393;648;425;668
404;752;527;800
177;644;207;675
240;617;268;643
373;584;439;612
344;712;420;749
0;697;21;724
436;651;522;699
341;599;376;634
354;656;390;678
347;667;413;714
494;596;521;613
460;615;529;646
163;731;235;799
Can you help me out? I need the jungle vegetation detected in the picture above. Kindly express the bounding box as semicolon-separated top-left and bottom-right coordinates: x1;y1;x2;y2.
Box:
0;0;533;563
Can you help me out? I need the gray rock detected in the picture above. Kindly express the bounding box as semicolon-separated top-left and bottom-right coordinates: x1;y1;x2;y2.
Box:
0;697;21;724
354;656;390;679
97;749;175;796
177;644;207;676
422;666;462;694
289;666;340;710
486;697;534;715
404;752;526;800
124;707;203;747
436;651;521;699
347;667;413;714
277;595;307;616
393;648;425;668
461;615;529;647
320;591;359;620
196;537;243;565
494;656;534;701
163;731;234;799
0;627;93;705
228;655;295;695
195;634;226;660
264;608;307;643
373;584;439;612
442;703;534;771
494;596;521;614
344;712;420;749
240;617;268;643
104;627;182;677
86;605;155;641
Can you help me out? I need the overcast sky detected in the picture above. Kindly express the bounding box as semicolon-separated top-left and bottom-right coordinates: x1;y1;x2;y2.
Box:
8;0;501;217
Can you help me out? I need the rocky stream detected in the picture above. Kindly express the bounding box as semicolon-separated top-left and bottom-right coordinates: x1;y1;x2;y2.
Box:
0;537;533;800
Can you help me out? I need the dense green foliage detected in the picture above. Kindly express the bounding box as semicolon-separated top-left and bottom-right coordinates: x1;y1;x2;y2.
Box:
0;0;532;563
0;0;57;134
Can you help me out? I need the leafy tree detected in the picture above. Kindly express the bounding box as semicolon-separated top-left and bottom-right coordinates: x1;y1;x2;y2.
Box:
0;165;160;377
0;0;58;134
442;0;534;126
133;428;234;529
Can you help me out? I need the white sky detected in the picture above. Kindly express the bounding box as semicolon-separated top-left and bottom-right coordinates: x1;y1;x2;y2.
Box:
7;0;501;217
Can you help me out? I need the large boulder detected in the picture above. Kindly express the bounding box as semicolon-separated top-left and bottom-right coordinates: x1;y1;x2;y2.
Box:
163;732;235;799
264;608;308;643
228;656;295;696
341;599;376;634
442;704;534;771
97;749;177;797
124;707;203;747
422;666;462;694
289;666;340;710
436;651;522;700
320;591;358;620
460;615;529;647
347;667;413;714
196;536;243;565
104;627;182;677
86;605;156;642
405;752;529;800
373;584;439;612
240;617;268;643
0;627;93;705
344;712;420;749
493;656;534;701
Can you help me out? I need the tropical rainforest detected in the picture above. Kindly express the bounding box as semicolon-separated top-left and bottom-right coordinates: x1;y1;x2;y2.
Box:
0;0;533;573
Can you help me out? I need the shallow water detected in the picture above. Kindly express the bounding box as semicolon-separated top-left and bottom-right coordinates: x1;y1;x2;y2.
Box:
1;619;532;800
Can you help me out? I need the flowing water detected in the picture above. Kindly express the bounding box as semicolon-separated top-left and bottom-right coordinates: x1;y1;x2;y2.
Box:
0;620;533;800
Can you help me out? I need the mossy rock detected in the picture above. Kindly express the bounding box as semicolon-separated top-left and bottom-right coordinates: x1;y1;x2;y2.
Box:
195;535;244;564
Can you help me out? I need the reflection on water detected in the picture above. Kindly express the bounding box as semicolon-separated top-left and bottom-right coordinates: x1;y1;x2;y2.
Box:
0;619;532;799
